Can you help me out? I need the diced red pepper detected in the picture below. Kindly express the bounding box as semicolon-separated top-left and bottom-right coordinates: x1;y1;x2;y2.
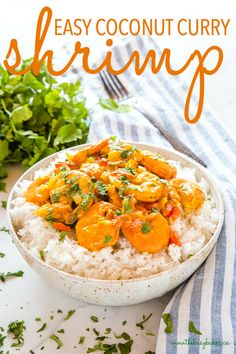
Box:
169;231;181;246
169;207;182;221
55;162;78;170
162;203;173;217
53;222;72;232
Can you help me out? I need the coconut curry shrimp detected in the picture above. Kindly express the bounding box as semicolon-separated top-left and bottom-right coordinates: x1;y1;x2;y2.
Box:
25;136;205;253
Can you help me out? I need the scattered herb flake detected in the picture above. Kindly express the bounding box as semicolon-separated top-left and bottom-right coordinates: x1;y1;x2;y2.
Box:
93;328;99;336
1;201;7;209
87;342;117;353
50;315;54;320
146;332;155;336
35;317;41;322
36;323;47;333
161;313;174;334
141;222;152;234
0;334;6;347
0;252;5;258
136;313;153;330
39;250;45;261
0;182;6;192
118;339;133;354
115;332;131;340
90;316;98;323
104;328;112;334
0;270;24;282
103;235;112;244
145;352;155;354
123;197;132;213
122;321;127;326
8;320;25;347
59;231;67;242
0;227;10;234
57;309;63;313
64;309;76;321
188;321;202;335
124;167;136;175
114;210;122;216
50;334;63;349
57;329;65;334
30;350;35;354
79;336;85;344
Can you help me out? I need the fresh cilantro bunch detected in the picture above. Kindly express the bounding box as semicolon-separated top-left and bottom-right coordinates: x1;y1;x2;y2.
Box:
0;60;90;179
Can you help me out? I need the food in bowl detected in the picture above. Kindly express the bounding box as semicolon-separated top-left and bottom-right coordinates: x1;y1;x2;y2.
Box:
10;137;219;280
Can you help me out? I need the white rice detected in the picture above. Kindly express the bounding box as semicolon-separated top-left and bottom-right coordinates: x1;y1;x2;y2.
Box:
10;159;219;280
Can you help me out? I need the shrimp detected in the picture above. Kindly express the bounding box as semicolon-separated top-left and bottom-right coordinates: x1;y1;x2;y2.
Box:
140;150;177;180
36;203;73;224
170;178;205;210
25;175;51;205
75;201;123;251
121;208;170;253
109;169;164;202
67;138;110;165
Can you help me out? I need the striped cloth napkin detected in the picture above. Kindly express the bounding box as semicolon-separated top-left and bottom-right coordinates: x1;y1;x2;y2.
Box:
78;36;236;353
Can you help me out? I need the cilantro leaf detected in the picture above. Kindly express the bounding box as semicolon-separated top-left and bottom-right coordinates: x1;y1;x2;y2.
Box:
99;99;132;113
50;334;63;349
161;313;174;334
188;321;202;335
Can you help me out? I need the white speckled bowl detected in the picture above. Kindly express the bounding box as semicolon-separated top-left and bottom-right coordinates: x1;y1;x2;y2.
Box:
7;142;224;306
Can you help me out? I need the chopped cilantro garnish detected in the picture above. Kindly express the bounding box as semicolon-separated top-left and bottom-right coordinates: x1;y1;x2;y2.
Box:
30;350;35;354
64;309;76;321
57;309;63;313
0;333;6;347
0;252;5;258
79;336;85;344
115;332;131;340
80;193;93;211
59;231;67;242
71;183;80;192
0;270;24;282
95;181;108;201
123;197;132;213
0;226;10;234
103;235;112;244
90;316;99;323
120;150;129;159
161;313;174;334
58;329;65;333
39;250;45;261
8;320;25;347
145;352;155;354
122;321;127;326
51;192;60;203
120;176;129;185
50;334;63;349
118;340;133;354
188;321;202;335
114;210;122;216
104;328;112;334
50;315;54;320
152;208;159;213
124;167;136;175
141;222;152;234
146;332;155;336
1;201;7;209
87;342;117;353
188;254;194;259
0;181;6;192
35;317;41;322
36;323;47;333
93;328;99;336
110;136;117;141
136;313;153;330
118;185;125;197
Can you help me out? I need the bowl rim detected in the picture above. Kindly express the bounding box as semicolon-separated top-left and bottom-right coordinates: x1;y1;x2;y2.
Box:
7;140;225;284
